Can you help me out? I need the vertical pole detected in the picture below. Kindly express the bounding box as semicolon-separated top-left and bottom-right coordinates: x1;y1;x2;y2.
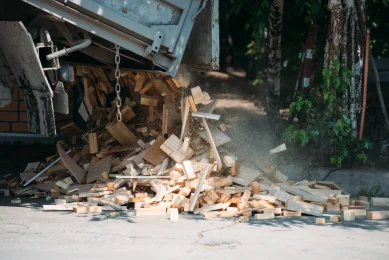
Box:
359;29;370;140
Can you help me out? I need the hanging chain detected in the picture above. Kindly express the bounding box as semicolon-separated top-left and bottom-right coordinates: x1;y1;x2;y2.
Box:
115;44;122;122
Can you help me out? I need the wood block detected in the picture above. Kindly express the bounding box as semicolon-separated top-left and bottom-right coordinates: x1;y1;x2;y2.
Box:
257;200;275;209
292;196;303;201
239;216;250;223
343;209;366;217
51;189;61;198
143;136;167;166
330;215;342;223
134;73;145;91
313;184;331;190
110;212;120;217
88;133;98;154
326;202;341;212
107;182;114;191
215;176;233;188
179;187;191;197
254;213;275;220
227;207;238;212
106;121;137;146
223;156;236;167
191;86;204;104
328;197;339;204
343;211;355;221
166;78;181;92
240;189;251;204
282;210;301;217
169;208;179;221
140;95;158;106
139;81;153;95
231;194;241;204
120;106;136;123
206;190;220;203
160;135;194;163
263;208;282;215
194;202;231;214
135;207;166;216
287;200;323;216
73;206;88;213
230;163;240;176
250;182;260;195
252;194;277;203
183;160;196;181
371;197;389;206
367;211;389;220
316;218;326;224
87;206;103;213
232;166;261;186
135;192;148;198
172;194;185;208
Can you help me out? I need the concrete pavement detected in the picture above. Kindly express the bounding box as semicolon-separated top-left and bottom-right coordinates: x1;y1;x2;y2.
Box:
0;198;388;260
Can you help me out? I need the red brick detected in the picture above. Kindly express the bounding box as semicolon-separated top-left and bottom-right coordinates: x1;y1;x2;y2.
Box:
0;112;18;121
0;122;10;132
0;101;18;111
12;122;29;132
19;101;26;111
19;112;28;122
12;90;19;101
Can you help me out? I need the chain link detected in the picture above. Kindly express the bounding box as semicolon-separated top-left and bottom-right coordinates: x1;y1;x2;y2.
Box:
115;44;122;122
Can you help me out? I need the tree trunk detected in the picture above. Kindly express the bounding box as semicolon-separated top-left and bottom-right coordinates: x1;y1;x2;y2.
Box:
266;0;284;120
324;0;343;71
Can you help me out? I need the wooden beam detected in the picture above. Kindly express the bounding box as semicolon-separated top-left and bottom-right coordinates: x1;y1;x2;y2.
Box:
286;200;324;216
106;121;137;146
367;211;389;220
57;143;85;184
189;164;213;212
201;118;222;171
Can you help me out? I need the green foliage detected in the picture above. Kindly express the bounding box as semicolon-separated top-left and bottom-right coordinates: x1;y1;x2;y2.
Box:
284;59;371;167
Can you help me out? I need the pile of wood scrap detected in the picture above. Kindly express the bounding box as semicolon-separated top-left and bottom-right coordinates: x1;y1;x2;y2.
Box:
2;66;389;222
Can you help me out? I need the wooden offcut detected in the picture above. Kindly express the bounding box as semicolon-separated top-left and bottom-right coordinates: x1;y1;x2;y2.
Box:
106;121;137;146
367;211;389;220
88;133;98;154
143;136;167;166
287;200;323;216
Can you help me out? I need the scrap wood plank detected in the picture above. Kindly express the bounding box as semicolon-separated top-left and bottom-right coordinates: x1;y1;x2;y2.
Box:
196;127;231;147
190;86;204;104
193;202;231;215
276;183;312;197
252;194;277;203
166;78;181;93
316;181;350;195
299;186;342;197
57;143;85;184
189;164;214;212
232;165;262;187
286;200;324;216
143;136;167;166
201;118;222;171
180;97;190;140
43;204;125;211
134;73;145;92
86;155;112;183
91;68;114;93
367;211;389;220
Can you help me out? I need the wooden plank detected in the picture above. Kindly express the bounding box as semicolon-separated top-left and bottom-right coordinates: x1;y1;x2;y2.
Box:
316;181;350;195
143;136;167;166
91;68;114;93
252;194;277;203
215;176;233;187
106;121;137;146
180;97;190;140
88;133;98;154
371;197;389;206
182;160;196;181
86;155;112;183
232;166;262;187
188;164;213;212
166;78;181;92
250;181;261;194
330;215;342;222
367;211;389;220
193;202;230;214
282;210;302;217
196;127;231;147
299;186;342;197
192;112;220;120
276;183;312;197
286;200;323;216
201;118;222;171
57;143;85;184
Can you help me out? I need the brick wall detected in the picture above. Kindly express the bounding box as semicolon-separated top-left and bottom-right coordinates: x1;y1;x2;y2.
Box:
0;90;29;133
0;88;75;134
